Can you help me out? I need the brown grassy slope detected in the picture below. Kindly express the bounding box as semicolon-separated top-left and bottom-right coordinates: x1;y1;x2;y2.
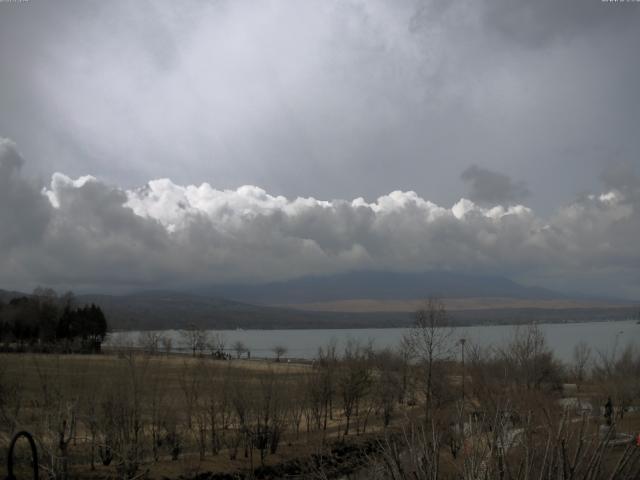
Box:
0;353;398;479
275;297;637;313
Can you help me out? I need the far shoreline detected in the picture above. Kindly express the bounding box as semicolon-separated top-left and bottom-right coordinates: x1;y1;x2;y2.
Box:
107;316;639;333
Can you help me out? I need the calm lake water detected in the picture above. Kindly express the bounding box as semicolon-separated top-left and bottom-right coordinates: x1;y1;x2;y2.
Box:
107;320;639;363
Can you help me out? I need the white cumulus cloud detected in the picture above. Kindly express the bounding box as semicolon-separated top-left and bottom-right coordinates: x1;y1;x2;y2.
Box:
1;139;639;298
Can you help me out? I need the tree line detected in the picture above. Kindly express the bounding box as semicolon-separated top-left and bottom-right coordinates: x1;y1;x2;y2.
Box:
0;288;108;353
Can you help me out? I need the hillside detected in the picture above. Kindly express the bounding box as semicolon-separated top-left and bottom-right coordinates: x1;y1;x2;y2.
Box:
2;270;637;330
279;297;637;313
198;271;564;304
49;291;640;330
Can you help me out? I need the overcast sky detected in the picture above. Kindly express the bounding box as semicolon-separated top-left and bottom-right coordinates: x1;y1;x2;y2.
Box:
1;0;640;298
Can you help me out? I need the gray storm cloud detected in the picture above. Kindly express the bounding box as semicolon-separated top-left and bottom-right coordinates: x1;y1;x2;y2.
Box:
1;0;639;213
1;139;639;298
461;165;530;206
0;139;50;251
0;1;638;296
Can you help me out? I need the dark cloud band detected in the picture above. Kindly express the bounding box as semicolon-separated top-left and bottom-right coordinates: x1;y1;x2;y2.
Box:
2;138;639;299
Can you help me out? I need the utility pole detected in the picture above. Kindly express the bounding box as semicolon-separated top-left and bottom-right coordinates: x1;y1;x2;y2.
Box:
460;338;466;405
458;337;467;442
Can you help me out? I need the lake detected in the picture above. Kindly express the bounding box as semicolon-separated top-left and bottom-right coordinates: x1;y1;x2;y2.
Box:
106;319;639;363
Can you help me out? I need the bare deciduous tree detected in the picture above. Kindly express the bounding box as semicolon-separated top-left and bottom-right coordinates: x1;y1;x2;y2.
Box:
272;345;287;362
500;323;563;391
571;340;592;388
0;361;24;438
32;356;83;480
101;352;149;480
372;349;402;428
160;335;173;355
338;340;372;436
593;343;640;422
232;340;247;359
406;297;452;422
138;331;161;355
208;332;226;358
180;324;209;357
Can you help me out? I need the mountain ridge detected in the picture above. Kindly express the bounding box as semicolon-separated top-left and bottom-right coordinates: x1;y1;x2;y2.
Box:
197;270;569;304
2;271;636;330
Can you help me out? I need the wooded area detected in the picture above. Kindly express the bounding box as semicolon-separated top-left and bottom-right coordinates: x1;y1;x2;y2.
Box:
0;289;108;353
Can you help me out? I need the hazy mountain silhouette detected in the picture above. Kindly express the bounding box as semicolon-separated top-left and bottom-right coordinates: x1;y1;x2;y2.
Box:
2;271;635;330
198;270;562;304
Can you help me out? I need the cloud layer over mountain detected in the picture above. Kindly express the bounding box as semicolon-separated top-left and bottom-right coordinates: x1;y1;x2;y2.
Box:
2;138;639;298
1;0;639;213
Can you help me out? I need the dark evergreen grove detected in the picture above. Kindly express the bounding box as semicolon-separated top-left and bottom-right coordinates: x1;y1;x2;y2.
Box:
0;288;108;353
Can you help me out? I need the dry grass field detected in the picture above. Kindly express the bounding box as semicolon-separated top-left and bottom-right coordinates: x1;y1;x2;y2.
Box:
276;297;637;313
0;351;411;479
1;321;639;480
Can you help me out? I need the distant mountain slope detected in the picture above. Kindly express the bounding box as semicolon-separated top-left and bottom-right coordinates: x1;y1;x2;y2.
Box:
279;297;636;313
1;288;636;330
198;271;563;304
74;291;410;330
77;291;300;330
0;289;29;303
65;291;640;330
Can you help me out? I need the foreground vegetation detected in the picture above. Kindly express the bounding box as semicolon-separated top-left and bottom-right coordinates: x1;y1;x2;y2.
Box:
1;300;639;479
